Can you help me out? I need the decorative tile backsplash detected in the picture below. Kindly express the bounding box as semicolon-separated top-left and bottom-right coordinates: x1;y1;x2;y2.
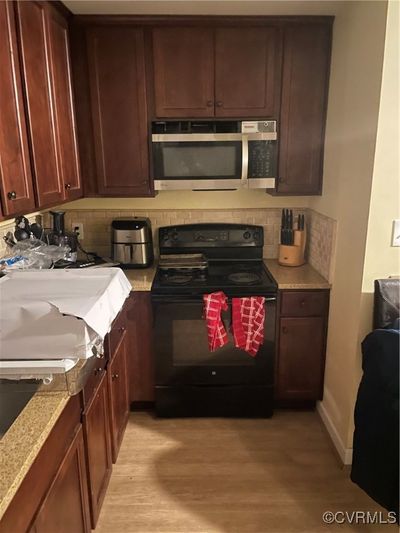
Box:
1;208;336;282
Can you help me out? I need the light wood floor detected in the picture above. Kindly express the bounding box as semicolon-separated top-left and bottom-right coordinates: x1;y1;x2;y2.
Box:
96;411;394;533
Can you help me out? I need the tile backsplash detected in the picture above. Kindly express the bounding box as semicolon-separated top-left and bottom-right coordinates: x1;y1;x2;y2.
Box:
1;208;336;282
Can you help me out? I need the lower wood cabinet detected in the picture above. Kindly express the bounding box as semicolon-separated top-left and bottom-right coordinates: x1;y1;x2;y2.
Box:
276;289;329;403
30;427;91;533
108;327;130;463
82;371;112;529
128;292;154;404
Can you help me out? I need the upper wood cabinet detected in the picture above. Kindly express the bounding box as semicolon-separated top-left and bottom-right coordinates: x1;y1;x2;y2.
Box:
46;4;82;201
152;27;214;118
15;0;82;208
214;27;281;118
152;26;282;118
0;1;35;216
86;27;151;196
276;24;331;195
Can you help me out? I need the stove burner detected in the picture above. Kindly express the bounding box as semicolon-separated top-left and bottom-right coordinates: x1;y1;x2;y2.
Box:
164;273;194;285
228;272;261;285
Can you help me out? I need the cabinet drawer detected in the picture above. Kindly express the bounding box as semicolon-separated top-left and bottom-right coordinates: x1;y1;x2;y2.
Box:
280;291;328;317
82;357;107;408
108;310;127;357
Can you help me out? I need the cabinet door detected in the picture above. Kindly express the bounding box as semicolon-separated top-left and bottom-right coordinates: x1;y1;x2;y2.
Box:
277;24;331;194
82;371;112;528
128;292;154;403
152;27;214;118
87;27;151;196
277;317;325;400
47;4;82;201
15;1;63;207
32;426;90;533
215;27;281;118
0;1;35;216
108;329;130;463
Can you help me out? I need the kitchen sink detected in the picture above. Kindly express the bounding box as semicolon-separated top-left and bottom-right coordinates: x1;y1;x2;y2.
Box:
0;382;39;438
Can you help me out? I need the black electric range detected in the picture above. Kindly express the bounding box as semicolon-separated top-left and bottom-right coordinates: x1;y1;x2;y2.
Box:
151;223;278;418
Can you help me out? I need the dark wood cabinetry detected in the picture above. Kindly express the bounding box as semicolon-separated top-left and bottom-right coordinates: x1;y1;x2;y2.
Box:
85;27;151;196
16;0;63;208
82;372;112;528
31;427;90;533
0;1;35;216
46;4;82;201
152;26;281;118
276;24;331;195
152;27;214;118
128;292;155;403
276;290;329;403
215;27;281;118
108;326;130;462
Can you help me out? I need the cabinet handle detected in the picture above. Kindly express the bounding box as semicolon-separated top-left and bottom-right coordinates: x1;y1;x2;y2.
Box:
112;373;119;380
7;191;17;200
206;100;213;107
65;183;71;190
216;101;223;107
94;367;103;376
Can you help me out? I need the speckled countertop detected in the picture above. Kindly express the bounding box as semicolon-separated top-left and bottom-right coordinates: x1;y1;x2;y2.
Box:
123;265;157;291
0;391;69;520
264;259;331;289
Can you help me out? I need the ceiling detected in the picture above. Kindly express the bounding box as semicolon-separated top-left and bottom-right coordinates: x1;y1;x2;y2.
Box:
62;0;345;16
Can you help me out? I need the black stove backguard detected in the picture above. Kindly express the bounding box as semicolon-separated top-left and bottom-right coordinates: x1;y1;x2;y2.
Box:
151;223;277;418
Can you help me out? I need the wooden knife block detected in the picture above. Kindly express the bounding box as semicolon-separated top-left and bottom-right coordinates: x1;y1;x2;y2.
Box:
278;230;306;267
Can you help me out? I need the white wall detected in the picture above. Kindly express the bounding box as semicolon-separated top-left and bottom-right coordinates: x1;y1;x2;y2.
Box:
311;0;389;458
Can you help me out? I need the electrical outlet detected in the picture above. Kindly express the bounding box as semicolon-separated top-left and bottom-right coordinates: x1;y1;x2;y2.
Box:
72;222;84;240
392;220;400;247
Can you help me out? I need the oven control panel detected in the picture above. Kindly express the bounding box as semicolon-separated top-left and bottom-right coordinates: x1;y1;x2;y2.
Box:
159;224;264;248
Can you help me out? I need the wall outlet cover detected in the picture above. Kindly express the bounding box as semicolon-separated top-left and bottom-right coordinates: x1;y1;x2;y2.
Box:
392;219;400;247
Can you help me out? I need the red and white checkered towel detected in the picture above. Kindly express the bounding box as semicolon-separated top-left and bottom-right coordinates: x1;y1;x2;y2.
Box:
232;296;266;357
203;291;229;351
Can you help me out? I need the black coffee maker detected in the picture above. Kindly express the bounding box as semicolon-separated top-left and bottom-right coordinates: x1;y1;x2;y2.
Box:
46;211;78;262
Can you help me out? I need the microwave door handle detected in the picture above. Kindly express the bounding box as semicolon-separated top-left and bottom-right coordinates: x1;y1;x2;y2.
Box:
241;135;249;186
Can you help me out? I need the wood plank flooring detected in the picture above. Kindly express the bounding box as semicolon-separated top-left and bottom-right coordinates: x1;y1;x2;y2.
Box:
96;411;395;533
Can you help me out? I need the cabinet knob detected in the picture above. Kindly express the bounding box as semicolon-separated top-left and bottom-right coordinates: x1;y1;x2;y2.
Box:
118;326;126;333
94;367;103;376
282;326;288;334
216;101;223;107
65;183;71;190
112;373;119;380
7;191;17;200
300;300;306;307
206;100;213;107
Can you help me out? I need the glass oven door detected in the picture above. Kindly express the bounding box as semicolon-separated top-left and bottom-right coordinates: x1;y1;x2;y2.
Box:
152;295;276;386
152;136;243;190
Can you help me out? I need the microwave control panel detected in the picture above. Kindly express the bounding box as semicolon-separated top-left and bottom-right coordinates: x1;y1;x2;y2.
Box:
248;140;277;179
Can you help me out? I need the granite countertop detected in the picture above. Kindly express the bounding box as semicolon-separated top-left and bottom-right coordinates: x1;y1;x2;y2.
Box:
123;265;157;291
0;391;69;520
264;259;331;289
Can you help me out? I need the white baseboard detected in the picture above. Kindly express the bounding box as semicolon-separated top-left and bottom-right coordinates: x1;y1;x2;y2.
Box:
317;401;353;465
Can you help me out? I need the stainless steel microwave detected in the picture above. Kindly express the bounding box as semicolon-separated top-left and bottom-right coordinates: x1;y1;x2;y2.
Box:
151;120;277;191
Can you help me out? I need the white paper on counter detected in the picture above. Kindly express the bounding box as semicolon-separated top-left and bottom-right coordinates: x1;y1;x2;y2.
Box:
0;268;131;360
